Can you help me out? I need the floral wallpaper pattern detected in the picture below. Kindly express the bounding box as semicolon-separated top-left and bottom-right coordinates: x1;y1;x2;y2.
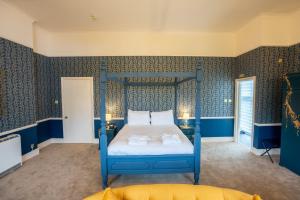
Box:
50;56;235;118
236;46;300;123
1;36;299;132
0;38;36;132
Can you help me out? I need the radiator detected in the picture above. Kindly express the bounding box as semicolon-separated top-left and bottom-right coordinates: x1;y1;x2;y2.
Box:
0;134;22;176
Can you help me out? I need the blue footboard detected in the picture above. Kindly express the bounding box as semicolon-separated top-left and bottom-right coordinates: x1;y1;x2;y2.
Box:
107;154;195;174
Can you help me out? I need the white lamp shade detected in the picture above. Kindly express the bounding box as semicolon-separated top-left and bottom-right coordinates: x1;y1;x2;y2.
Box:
106;114;112;121
182;112;190;119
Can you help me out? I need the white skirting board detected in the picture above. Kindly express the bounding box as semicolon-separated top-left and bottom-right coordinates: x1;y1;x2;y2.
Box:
22;148;39;162
201;137;234;143
38;138;99;150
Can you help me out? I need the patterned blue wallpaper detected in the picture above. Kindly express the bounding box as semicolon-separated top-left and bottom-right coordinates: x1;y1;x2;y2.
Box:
107;56;196;117
49;56;102;118
35;54;52;120
236;46;300;123
0;38;36;132
1;36;299;132
288;43;300;73
199;57;235;117
49;56;235;118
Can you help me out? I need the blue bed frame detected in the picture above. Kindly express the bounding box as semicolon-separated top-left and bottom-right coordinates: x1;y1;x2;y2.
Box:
99;58;202;188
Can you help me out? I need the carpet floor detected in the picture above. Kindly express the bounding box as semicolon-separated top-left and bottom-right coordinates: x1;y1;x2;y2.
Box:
0;142;299;200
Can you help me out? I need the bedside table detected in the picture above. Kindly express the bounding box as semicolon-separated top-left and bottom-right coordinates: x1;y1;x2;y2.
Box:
179;125;195;143
106;126;117;144
98;125;117;145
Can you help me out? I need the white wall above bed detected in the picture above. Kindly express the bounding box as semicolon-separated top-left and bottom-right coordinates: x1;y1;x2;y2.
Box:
1;0;300;56
32;9;300;57
33;29;236;57
0;1;35;48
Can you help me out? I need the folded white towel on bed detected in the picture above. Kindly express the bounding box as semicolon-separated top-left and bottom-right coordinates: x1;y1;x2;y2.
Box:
162;133;181;145
128;135;151;145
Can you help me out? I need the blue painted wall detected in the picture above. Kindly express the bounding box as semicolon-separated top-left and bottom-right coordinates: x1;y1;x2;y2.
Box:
0;119;64;155
253;125;281;149
178;118;234;137
17;127;38;155
94;118;234;138
280;72;300;175
2;117;232;155
49;120;63;138
0;126;38;155
36;119;63;143
37;121;52;144
94;119;125;138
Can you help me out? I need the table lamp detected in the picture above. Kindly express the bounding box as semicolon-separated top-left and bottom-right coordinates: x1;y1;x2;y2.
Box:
106;113;112;128
182;112;190;127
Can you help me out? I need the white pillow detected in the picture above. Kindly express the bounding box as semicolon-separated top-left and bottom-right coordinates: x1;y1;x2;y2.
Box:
151;110;174;125
127;110;150;125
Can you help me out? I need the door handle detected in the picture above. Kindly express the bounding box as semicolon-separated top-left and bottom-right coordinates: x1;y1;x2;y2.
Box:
64;116;68;119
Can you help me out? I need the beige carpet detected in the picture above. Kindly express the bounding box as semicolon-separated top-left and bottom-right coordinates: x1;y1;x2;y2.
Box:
0;142;299;200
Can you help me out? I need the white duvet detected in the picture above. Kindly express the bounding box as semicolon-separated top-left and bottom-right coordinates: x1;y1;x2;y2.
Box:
108;124;194;155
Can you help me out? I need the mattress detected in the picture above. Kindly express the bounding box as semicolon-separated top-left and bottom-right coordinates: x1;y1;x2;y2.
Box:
108;124;194;155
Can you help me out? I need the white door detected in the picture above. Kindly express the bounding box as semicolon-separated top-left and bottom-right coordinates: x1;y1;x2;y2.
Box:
234;77;256;148
61;77;94;143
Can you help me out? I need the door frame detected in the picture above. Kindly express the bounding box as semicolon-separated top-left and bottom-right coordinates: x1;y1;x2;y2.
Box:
234;76;256;149
61;77;95;143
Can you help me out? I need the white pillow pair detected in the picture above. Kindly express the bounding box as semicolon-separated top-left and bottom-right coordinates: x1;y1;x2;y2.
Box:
127;109;174;125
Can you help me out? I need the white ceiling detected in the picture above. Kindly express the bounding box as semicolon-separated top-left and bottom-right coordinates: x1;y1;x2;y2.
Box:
5;0;300;32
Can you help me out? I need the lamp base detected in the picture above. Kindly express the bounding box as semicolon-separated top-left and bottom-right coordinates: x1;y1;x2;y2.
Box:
106;123;115;129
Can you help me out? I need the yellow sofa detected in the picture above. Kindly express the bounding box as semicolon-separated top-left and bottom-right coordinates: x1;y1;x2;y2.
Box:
84;184;261;200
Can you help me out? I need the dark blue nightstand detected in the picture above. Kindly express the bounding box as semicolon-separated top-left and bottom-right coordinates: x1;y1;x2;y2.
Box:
98;125;117;149
106;126;117;144
179;125;195;143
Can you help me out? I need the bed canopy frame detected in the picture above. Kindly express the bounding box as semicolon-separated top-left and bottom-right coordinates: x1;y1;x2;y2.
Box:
99;58;202;188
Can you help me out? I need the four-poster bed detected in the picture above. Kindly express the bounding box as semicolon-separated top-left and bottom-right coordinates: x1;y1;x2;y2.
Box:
99;58;202;188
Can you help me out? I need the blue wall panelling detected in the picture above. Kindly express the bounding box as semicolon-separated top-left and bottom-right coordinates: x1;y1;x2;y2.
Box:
95;118;234;139
49;120;63;138
177;118;234;137
0;126;39;155
37;121;52;144
37;119;63;143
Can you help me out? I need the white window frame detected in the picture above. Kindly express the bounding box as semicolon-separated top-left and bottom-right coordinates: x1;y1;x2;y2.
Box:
234;76;256;150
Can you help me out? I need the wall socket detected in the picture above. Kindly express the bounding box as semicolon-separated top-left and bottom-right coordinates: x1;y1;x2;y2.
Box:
224;99;232;103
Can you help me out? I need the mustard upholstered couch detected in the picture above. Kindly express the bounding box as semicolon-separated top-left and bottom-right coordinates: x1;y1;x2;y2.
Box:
84;184;261;200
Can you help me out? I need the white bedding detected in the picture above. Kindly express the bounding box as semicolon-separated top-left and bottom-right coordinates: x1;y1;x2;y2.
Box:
108;124;194;155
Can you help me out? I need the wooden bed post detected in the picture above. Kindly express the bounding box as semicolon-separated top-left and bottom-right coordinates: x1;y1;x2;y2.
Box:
174;78;178;125
100;58;108;189
194;59;202;184
124;78;128;124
